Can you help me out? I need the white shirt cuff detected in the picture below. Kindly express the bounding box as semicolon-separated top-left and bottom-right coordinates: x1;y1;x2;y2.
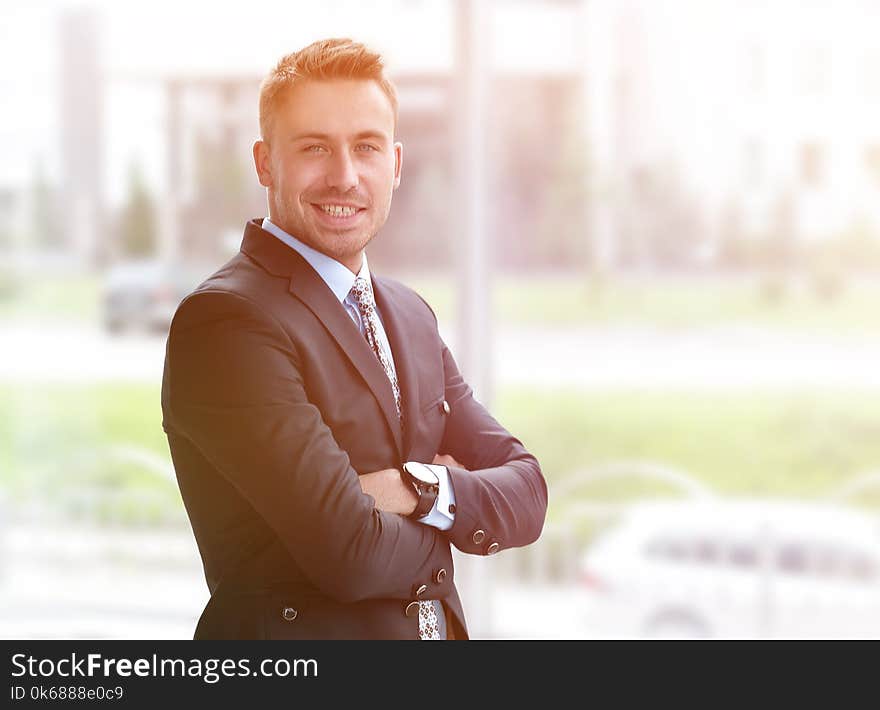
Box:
418;464;456;531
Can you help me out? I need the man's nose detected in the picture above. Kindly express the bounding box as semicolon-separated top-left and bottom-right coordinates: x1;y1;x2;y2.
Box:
325;150;359;192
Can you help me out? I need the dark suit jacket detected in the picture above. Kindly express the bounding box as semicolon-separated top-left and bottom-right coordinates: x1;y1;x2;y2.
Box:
160;218;547;639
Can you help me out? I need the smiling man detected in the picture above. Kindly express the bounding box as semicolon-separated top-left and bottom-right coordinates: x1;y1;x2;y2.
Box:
161;38;547;640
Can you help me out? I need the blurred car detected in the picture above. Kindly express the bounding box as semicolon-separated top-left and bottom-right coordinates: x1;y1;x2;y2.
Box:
101;260;208;334
579;499;880;639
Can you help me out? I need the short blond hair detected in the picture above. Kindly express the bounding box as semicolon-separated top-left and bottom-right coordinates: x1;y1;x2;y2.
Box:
259;38;399;141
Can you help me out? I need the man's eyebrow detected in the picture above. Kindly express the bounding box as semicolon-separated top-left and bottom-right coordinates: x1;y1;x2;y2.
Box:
289;131;390;142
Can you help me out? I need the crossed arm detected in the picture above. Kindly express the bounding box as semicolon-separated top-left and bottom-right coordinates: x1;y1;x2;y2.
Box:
164;290;455;604
167;287;545;612
358;454;466;516
359;336;547;555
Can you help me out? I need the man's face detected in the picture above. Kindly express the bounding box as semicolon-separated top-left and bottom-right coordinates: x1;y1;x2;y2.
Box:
253;79;402;273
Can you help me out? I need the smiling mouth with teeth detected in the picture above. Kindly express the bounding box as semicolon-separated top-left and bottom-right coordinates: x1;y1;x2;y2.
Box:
318;204;363;217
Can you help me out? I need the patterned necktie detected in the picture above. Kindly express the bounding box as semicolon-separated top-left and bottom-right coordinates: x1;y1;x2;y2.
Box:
349;276;441;640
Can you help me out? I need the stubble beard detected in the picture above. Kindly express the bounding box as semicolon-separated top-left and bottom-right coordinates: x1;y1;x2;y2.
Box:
271;191;389;267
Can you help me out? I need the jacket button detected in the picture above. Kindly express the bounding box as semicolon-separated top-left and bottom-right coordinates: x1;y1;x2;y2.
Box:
486;542;500;555
441;400;450;415
414;584;428;597
281;607;298;621
434;568;447;584
405;601;420;618
448;503;456;514
472;529;485;544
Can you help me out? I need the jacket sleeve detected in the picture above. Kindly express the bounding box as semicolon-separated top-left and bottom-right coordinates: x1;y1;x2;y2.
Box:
163;289;453;604
436;340;548;556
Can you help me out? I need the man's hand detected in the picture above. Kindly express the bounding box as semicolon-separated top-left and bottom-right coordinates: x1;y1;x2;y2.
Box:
359;455;467;514
358;468;418;515
432;453;468;470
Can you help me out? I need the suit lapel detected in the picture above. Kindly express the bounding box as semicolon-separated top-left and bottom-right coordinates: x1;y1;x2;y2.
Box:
372;277;421;460
240;220;404;459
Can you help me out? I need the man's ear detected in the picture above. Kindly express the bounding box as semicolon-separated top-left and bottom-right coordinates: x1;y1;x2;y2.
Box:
253;140;273;187
392;141;403;190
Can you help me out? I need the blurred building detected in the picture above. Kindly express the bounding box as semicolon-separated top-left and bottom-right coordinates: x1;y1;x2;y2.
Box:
584;0;880;268
145;1;585;271
36;0;880;271
59;8;104;265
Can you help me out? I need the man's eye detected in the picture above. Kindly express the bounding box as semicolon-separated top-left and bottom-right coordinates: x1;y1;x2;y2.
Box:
305;145;326;153
356;144;378;152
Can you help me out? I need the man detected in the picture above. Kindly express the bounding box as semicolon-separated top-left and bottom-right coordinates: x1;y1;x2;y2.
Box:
161;38;547;640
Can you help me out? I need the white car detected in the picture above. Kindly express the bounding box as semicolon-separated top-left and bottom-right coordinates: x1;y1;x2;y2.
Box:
579;499;880;639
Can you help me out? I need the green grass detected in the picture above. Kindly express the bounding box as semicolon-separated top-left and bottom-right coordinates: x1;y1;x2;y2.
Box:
0;273;99;322
0;383;178;524
405;272;880;333
3;383;880;525
495;388;880;510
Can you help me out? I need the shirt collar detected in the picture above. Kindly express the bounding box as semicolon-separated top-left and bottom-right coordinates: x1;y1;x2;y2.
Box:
261;218;370;303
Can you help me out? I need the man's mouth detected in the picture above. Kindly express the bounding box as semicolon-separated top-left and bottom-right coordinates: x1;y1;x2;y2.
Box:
312;203;366;220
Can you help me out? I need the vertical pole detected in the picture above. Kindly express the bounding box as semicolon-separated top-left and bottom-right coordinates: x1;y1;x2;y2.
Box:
581;0;616;273
59;8;103;265
452;0;494;638
161;80;181;263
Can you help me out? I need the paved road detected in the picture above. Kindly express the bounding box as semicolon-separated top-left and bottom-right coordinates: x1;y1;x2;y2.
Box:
3;322;880;389
0;521;595;640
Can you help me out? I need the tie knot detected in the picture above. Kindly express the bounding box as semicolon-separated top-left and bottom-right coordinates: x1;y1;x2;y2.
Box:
350;276;375;310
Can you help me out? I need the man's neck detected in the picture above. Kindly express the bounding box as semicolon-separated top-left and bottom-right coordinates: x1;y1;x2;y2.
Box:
341;253;364;276
263;218;363;275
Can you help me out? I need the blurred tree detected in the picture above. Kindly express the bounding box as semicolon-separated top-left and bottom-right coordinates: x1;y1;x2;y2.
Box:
185;133;250;260
118;163;157;258
762;189;798;269
195;134;248;230
837;218;880;273
29;160;62;248
537;93;593;270
0;189;12;251
717;199;749;269
620;163;702;269
374;160;453;270
489;76;587;270
802;219;880;302
805;237;845;302
754;188;797;303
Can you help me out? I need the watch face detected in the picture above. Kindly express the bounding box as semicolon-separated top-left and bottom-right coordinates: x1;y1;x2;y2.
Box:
406;462;439;486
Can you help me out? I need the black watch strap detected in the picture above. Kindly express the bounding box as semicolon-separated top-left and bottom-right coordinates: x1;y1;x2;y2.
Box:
402;466;439;520
410;484;437;520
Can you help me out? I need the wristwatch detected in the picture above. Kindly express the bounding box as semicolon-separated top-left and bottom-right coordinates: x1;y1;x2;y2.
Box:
401;462;441;520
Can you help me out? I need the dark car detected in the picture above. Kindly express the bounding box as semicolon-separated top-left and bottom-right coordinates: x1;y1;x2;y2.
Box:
102;260;208;334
